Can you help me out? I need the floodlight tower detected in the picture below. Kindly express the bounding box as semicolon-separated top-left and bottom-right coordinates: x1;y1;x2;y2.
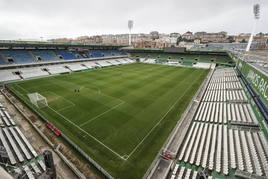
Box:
128;20;134;46
246;3;260;51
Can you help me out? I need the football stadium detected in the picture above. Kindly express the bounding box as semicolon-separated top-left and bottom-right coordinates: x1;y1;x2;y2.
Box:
0;40;267;179
0;1;268;179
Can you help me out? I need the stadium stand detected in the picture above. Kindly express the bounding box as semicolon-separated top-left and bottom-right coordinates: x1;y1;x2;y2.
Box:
177;123;268;176
0;70;21;82
0;49;127;66
31;50;59;61
169;165;210;179
172;67;268;178
142;59;156;64
0;104;46;177
46;64;72;74
194;102;257;124
55;50;78;60
20;67;50;79
124;58;135;63
192;62;213;69
65;63;88;71
117;58;129;64
0;53;11;65
202;89;248;102
96;60;114;67
207;81;242;90
106;59;121;65
82;61;100;68
1;50;36;64
87;50;103;58
202;68;247;102
0;58;135;82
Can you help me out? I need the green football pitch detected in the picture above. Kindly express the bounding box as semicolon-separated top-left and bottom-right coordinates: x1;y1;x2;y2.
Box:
8;63;209;178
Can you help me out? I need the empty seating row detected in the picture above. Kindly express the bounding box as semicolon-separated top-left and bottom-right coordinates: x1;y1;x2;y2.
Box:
46;64;71;74
145;59;156;64
170;165;207;179
0;70;21;82
0;108;16;126
0;102;46;178
0;53;12;65
0;58;135;82
178;123;268;176
82;61;101;68
202;90;247;102
194;102;257;124
214;68;236;73
96;60;113;67
109;59;122;65
55;50;78;60
0;50;127;65
13;160;46;178
31;50;59;61
192;62;212;69
0;126;39;165
1;50;36;64
117;58;129;64
66;63;87;71
207;82;242;90
213;72;237;77
213;70;237;77
210;76;239;83
123;58;135;63
20;67;50;79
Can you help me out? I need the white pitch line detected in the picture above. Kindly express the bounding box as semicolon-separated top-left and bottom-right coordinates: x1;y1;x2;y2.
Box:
12;85;24;97
86;85;101;94
47;106;126;160
13;83;126;160
15;84;29;94
80;101;125;127
46;91;76;106
57;104;75;112
125;70;206;160
79;86;84;90
84;85;125;103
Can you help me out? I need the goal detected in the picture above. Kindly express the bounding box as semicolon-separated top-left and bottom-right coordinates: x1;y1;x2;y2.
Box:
27;93;48;108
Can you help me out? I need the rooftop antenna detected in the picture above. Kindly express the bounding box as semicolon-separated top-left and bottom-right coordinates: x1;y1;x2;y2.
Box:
128;20;134;46
246;3;260;51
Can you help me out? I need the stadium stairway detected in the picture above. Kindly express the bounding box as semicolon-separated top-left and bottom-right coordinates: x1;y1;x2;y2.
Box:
31;50;60;62
28;51;38;62
0;52;12;65
54;50;77;60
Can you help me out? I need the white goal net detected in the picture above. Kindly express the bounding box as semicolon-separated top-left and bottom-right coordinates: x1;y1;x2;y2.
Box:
27;93;48;108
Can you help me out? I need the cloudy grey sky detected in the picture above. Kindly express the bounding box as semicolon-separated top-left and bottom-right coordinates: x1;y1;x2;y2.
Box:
0;0;267;40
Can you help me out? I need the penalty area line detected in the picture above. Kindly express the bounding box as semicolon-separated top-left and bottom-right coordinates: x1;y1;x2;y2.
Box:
15;84;127;160
46;105;126;161
79;101;125;127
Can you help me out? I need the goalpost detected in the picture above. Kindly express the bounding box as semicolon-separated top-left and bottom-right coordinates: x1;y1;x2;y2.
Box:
27;93;48;108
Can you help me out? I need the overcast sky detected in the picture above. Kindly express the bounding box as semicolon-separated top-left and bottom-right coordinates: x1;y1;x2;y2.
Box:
0;0;267;40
